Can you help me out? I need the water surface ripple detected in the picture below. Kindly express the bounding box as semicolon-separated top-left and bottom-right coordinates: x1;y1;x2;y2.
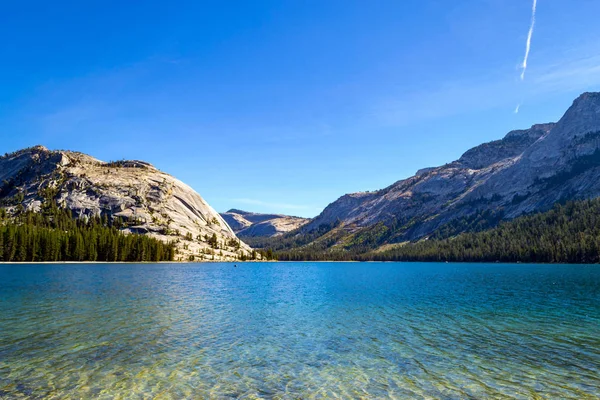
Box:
1;262;599;399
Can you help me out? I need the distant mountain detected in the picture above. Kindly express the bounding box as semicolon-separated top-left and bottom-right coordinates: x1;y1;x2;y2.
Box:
260;92;600;257
220;209;309;237
0;146;252;261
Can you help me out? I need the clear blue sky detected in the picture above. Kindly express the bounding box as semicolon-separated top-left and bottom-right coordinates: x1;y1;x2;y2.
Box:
2;1;600;217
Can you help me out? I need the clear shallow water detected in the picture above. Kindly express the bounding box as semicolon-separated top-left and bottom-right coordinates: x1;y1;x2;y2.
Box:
0;263;599;399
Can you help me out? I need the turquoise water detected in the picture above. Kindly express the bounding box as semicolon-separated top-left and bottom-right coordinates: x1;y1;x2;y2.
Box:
0;263;599;399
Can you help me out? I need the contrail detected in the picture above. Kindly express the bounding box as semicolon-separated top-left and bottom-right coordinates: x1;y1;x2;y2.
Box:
520;0;538;80
514;103;521;114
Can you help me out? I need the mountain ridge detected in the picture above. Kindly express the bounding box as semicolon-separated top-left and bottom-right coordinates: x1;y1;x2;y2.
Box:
220;209;309;238
5;92;600;261
254;92;600;257
0;146;253;261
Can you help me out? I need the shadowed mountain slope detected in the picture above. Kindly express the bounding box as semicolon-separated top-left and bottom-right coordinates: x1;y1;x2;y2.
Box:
256;92;600;257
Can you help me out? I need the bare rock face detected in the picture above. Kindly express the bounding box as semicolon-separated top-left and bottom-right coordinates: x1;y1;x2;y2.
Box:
457;124;552;169
303;92;600;245
0;147;252;261
220;209;309;237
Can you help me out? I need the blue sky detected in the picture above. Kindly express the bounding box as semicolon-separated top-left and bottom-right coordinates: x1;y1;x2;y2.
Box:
2;1;600;217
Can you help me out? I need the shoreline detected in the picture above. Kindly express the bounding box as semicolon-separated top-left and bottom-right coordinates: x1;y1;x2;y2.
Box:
1;260;599;265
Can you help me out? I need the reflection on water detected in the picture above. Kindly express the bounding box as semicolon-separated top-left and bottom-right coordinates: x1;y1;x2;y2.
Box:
1;262;599;398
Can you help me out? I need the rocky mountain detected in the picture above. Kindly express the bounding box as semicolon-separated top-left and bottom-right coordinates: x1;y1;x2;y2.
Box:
268;92;600;255
0;146;252;261
220;209;309;237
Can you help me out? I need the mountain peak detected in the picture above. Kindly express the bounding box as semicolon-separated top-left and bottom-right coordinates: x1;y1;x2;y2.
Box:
563;91;600;119
31;144;49;152
221;209;309;237
531;91;600;159
226;208;252;215
559;91;600;125
456;123;551;170
504;123;555;140
573;91;600;104
301;91;600;249
2;145;50;159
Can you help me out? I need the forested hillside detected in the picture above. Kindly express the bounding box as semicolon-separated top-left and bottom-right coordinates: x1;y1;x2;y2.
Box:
0;206;175;262
273;198;600;263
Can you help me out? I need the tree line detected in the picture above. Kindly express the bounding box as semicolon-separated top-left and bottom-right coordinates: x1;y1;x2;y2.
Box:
272;198;600;263
0;206;174;262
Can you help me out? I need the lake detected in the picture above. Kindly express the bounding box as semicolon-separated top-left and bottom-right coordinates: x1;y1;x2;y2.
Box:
1;262;599;398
